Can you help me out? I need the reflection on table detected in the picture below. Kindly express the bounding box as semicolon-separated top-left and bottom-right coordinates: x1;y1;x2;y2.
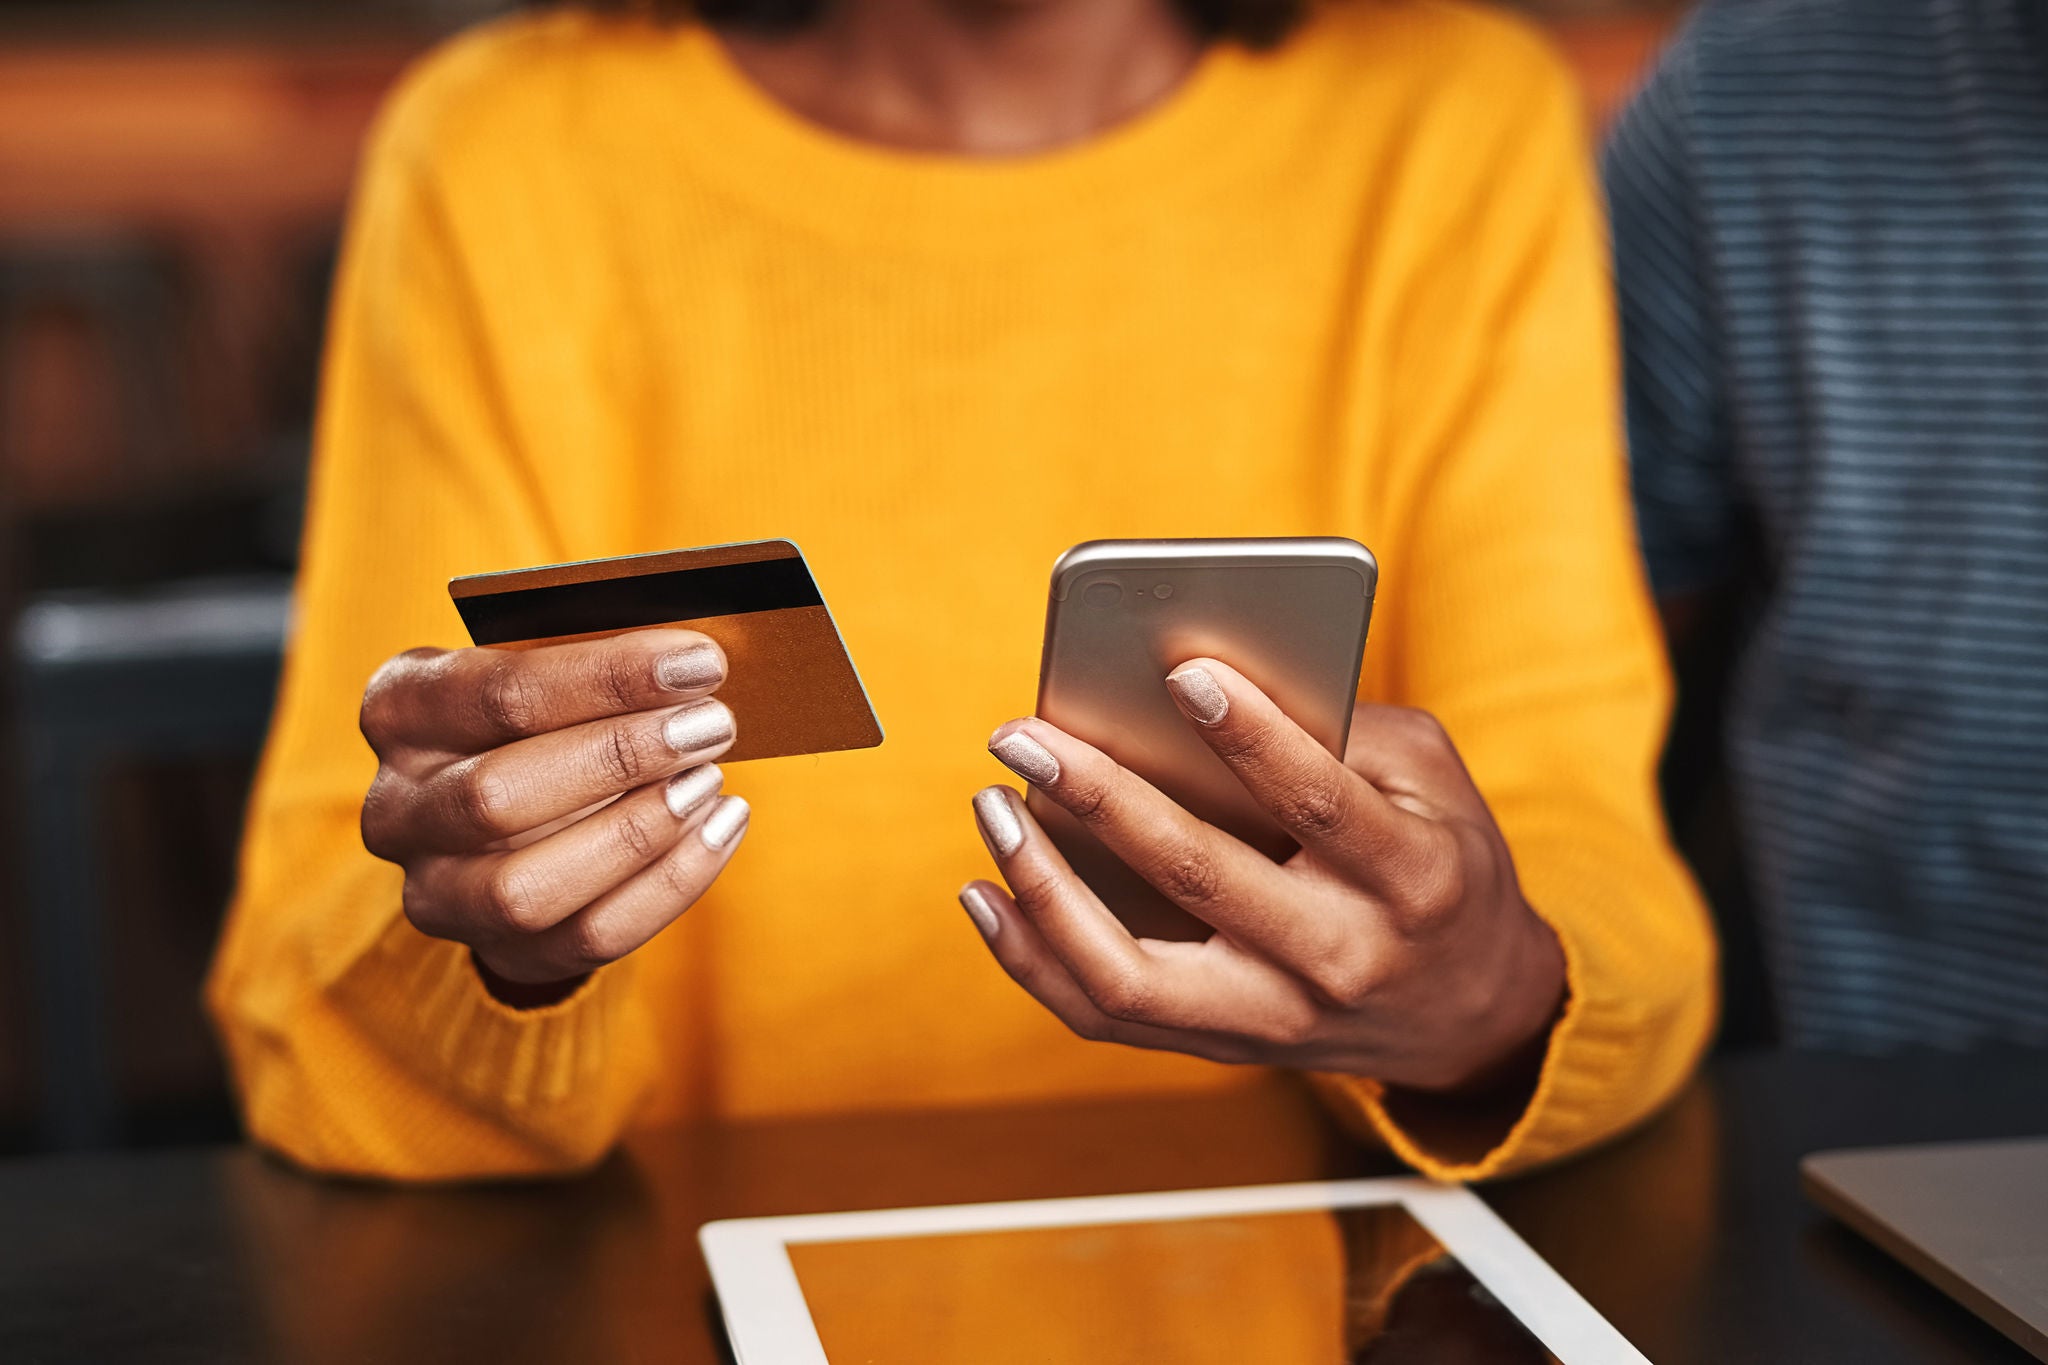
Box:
2;1052;2044;1364
793;1202;1558;1364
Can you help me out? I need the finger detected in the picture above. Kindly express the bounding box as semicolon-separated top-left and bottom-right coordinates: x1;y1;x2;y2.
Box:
1163;658;1424;887
402;697;736;854
971;784;1285;1034
956;881;1256;1065
988;715;1381;976
1342;704;1485;816
408;764;724;942
986;717;1292;937
491;792;618;853
481;794;750;984
362;629;728;758
970;784;1174;1021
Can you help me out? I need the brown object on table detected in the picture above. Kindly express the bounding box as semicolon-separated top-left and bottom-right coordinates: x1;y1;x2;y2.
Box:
1804;1140;2048;1362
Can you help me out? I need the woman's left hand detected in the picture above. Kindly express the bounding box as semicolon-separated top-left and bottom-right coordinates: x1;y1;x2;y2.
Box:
962;659;1567;1094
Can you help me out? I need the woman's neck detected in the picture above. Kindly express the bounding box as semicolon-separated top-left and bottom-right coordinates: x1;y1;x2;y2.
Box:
715;0;1206;154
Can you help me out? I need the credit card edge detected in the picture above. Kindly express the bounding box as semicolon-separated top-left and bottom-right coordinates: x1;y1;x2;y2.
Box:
809;572;885;748
446;537;800;597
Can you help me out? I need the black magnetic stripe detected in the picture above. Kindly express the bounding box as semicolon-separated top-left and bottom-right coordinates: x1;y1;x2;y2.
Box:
457;557;823;644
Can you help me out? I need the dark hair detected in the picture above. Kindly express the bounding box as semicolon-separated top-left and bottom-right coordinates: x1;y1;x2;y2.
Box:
559;1;1310;50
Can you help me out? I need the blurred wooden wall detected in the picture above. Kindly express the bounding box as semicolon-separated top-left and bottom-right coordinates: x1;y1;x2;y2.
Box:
0;42;408;511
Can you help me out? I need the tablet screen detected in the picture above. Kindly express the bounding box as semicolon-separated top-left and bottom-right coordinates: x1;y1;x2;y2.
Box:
786;1203;1563;1363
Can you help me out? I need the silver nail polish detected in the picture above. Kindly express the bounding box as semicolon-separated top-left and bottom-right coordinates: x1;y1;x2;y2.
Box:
700;795;750;850
989;730;1060;785
664;763;722;818
1166;666;1229;725
664;700;735;755
959;885;1001;939
657;644;723;691
973;787;1024;857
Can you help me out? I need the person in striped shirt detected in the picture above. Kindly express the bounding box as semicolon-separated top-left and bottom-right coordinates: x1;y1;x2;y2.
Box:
1607;0;2048;1050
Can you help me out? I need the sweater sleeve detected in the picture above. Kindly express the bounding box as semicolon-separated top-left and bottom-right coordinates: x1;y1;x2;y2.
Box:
1315;31;1718;1179
204;67;661;1180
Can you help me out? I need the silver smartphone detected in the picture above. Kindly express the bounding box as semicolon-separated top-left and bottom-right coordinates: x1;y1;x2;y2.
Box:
1031;538;1377;941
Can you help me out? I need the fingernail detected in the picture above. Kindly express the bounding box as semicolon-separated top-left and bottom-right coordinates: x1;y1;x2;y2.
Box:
664;763;722;818
1166;665;1229;725
665;699;735;754
700;795;750;850
960;884;1001;939
973;786;1024;857
989;728;1060;785
656;643;724;691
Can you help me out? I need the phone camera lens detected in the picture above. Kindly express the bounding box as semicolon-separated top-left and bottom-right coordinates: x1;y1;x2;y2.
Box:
1084;582;1123;608
1153;583;1175;600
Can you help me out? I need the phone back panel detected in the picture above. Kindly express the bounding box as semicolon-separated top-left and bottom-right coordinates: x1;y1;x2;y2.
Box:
1031;539;1376;941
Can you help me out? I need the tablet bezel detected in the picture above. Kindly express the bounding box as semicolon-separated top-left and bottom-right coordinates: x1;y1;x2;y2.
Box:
700;1177;1648;1365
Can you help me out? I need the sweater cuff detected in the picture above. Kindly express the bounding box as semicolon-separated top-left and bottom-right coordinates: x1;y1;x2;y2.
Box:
329;912;644;1126
1310;908;1642;1182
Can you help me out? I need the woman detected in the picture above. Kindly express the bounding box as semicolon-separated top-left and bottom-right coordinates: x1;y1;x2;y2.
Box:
207;0;1714;1180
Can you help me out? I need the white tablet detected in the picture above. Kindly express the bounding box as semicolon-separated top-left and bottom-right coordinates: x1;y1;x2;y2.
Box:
700;1177;1648;1364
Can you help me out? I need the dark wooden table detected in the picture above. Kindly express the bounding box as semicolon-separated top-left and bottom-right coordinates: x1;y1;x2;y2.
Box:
2;1048;2044;1363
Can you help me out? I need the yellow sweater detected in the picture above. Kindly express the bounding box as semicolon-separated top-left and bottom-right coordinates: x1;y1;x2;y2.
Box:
206;0;1715;1182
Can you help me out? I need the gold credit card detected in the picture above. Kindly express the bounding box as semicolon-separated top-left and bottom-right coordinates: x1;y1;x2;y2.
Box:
449;539;882;763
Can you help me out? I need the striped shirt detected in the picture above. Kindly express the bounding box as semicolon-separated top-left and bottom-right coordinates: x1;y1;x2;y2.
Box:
1605;0;2048;1050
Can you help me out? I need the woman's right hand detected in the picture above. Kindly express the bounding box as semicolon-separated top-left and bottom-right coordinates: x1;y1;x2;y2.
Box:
359;629;748;1001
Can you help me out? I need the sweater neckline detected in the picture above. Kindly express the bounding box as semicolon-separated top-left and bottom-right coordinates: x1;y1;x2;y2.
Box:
662;23;1269;251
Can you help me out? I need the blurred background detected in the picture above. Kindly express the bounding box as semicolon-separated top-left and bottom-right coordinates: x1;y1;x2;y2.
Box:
0;0;1696;1156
